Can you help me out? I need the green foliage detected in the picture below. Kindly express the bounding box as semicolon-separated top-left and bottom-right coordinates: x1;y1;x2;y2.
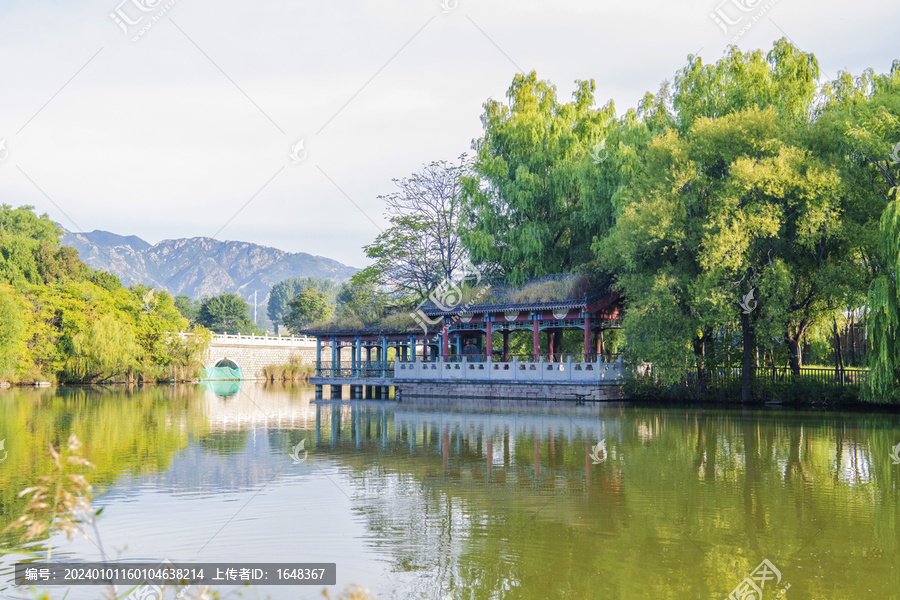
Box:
673;40;819;130
267;277;339;329
0;205;67;286
0;285;28;380
64;312;139;382
586;41;873;400
197;292;261;334
0;205;206;383
335;276;389;325
462;72;619;284
284;287;334;332
174;294;201;323
814;61;900;402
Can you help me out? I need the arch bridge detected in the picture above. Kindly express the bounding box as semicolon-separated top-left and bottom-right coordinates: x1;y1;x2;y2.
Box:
197;333;318;380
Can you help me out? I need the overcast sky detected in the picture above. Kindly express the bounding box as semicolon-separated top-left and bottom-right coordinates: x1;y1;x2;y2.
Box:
0;0;897;267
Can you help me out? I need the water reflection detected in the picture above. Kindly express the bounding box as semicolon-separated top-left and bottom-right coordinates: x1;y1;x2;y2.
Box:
0;385;898;599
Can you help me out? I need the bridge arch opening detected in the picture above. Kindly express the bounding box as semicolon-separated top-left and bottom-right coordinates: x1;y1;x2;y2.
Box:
200;357;244;382
215;358;240;370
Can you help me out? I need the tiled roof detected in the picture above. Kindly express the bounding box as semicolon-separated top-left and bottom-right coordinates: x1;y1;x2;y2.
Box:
295;327;437;337
420;285;613;317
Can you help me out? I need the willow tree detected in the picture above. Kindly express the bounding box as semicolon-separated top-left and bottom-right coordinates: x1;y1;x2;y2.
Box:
0;285;27;380
461;71;618;284
820;61;900;401
601;106;849;400
598;41;864;401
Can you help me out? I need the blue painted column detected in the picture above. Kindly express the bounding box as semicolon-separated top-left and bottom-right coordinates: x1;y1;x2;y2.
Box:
315;337;322;376
381;335;388;377
354;337;362;377
409;334;416;362
331;337;338;377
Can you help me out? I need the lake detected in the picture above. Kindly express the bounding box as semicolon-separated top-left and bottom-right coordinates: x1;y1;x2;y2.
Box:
1;383;898;599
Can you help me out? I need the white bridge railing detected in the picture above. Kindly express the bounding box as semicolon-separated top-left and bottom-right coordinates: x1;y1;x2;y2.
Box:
394;356;626;383
179;332;316;346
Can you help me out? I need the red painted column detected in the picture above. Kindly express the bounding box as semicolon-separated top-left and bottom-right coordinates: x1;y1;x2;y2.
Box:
584;315;591;359
532;316;540;359
442;322;449;358
485;318;492;360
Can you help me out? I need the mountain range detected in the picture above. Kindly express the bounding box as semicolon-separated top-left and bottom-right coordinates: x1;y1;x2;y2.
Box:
59;227;359;313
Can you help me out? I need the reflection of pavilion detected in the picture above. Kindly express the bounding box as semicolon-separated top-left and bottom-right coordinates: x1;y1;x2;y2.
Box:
301;287;626;401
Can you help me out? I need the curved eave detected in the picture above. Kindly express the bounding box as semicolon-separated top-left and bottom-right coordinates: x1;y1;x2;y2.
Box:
296;327;440;337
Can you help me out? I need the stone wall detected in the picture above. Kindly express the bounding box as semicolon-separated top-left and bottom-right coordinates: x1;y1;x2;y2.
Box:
205;343;318;380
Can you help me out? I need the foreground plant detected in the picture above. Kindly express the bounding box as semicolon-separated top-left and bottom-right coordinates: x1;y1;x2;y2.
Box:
4;433;98;560
321;584;377;599
4;434;373;600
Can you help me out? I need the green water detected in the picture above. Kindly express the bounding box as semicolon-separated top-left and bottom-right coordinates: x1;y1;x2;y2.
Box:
0;384;898;599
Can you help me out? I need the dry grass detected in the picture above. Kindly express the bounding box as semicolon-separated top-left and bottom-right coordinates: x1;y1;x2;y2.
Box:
5;435;377;600
508;274;588;303
264;359;315;382
4;434;95;552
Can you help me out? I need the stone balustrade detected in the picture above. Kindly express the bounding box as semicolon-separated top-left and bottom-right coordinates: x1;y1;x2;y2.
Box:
394;356;626;383
210;332;316;346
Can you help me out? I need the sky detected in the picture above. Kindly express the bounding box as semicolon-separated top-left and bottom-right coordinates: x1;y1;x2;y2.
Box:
0;0;897;268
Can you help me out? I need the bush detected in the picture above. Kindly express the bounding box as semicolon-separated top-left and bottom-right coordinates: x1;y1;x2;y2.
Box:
624;371;863;405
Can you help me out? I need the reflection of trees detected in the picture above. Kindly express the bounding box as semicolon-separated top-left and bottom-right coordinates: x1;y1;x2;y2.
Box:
2;389;899;599
302;404;631;599
0;385;206;553
316;404;900;599
197;430;248;455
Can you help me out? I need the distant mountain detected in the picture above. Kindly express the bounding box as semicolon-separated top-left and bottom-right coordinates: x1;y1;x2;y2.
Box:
60;227;359;309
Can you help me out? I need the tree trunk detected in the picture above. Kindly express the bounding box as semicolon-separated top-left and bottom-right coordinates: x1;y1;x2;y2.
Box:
785;319;809;377
787;338;801;375
833;317;845;385
692;332;711;395
741;310;756;402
